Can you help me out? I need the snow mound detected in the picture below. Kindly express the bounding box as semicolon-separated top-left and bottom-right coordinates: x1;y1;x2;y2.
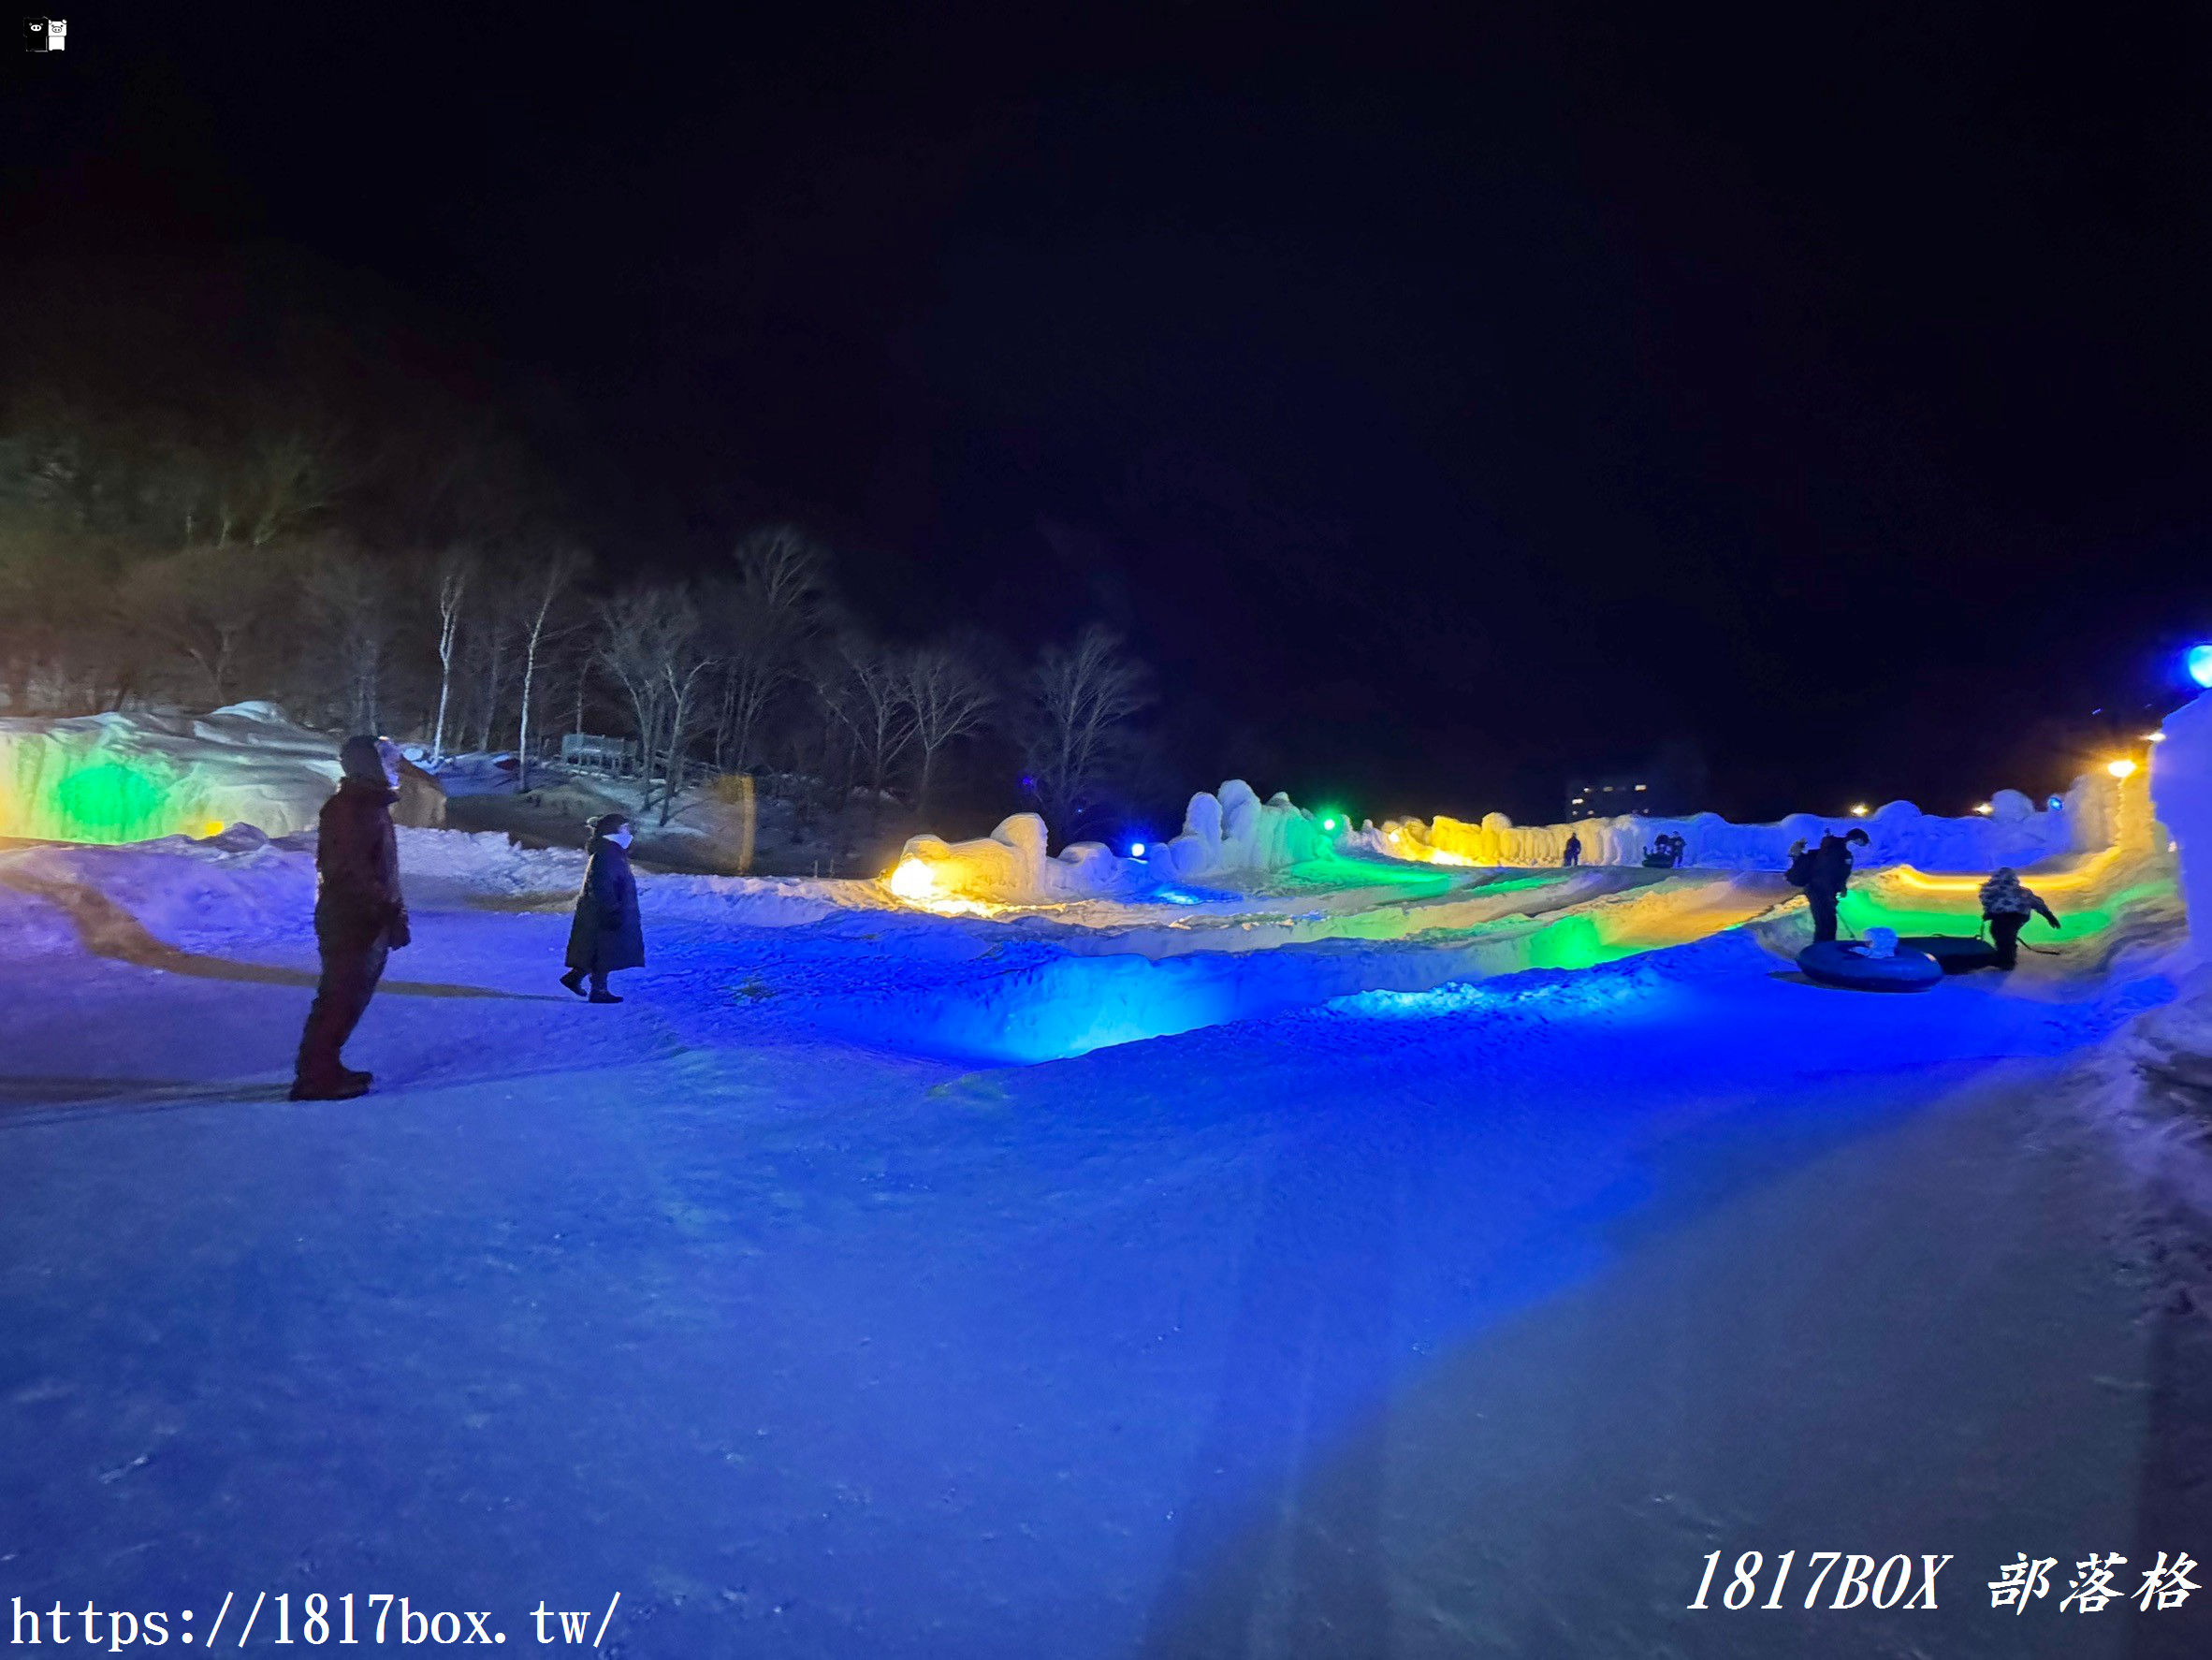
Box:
891;781;1340;907
2154;689;2212;959
0;703;349;843
0;702;444;842
1353;774;2116;875
644;872;889;929
394;826;587;893
0;826;317;954
892;811;1144;906
399;827;876;929
1152;779;1336;883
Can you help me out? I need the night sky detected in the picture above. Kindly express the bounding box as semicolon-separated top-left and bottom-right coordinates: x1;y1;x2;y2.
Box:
10;3;2212;823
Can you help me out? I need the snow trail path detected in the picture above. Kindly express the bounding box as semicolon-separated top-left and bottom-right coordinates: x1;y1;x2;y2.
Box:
2;859;2205;1658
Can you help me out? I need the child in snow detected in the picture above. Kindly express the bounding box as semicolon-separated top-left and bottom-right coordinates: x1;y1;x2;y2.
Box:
1563;833;1581;867
1978;866;2059;969
293;735;411;1100
562;812;644;1003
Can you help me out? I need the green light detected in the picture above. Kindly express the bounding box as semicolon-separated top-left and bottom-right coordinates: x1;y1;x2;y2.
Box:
1838;877;2170;945
1471;875;1558;896
51;761;173;839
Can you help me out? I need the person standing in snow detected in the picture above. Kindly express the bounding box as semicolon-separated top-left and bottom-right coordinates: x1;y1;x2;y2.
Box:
1979;866;2059;969
293;735;411;1101
1563;833;1582;867
562;811;644;1003
1792;826;1869;943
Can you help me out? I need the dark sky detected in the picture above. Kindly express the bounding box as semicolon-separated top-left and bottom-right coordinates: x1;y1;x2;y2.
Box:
10;3;2212;823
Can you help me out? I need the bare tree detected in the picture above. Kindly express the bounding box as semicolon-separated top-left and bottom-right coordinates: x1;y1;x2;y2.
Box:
301;544;397;734
120;544;283;707
903;644;996;819
0;518;138;715
429;548;473;764
818;634;917;839
654;645;720;825
710;524;829;773
233;430;340;547
597;586;719;823
1027;624;1153;837
516;544;588;790
463;583;521;753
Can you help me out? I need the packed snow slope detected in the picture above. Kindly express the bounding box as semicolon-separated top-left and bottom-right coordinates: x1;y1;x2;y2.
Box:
1;824;2204;1659
6;831;1804;1063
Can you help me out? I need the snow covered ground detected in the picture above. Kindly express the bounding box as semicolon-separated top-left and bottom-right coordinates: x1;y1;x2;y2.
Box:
2;827;2207;1657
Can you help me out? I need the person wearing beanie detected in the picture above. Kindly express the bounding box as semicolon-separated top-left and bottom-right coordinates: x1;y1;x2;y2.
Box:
562;811;644;1002
293;735;411;1100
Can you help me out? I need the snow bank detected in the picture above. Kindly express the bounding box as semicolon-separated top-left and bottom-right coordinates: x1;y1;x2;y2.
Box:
1354;777;2109;875
891;781;1338;907
890;812;1145;907
0;823;317;954
420;750;519;798
0;820;876;961
2154;690;2212;954
0;702;445;843
0;703;342;842
393;827;869;926
393;826;586;893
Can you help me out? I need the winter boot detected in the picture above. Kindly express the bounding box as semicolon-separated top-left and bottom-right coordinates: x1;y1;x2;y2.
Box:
290;1071;371;1102
589;990;624;1004
560;968;588;997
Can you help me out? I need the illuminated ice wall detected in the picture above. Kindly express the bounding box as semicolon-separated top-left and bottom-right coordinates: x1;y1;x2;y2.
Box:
2153;689;2212;952
889;772;2119;908
0;704;345;844
890;811;1142;907
890;779;1340;908
1355;779;2105;876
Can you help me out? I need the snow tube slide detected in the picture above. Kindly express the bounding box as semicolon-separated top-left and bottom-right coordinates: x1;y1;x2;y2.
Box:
1899;935;1999;974
1797;939;1944;992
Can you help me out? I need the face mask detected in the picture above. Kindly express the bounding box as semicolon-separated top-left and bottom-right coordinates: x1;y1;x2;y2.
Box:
376;740;402;789
607;828;633;849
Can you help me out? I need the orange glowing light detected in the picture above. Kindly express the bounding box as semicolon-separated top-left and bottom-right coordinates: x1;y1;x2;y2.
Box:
886;858;938;902
1889;846;2122;896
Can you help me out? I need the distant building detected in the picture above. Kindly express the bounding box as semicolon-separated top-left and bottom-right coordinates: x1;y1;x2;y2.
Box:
1564;773;1653;820
1564;742;1710;821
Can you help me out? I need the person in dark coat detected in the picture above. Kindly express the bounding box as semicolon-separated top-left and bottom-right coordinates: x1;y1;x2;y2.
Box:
562;811;644;1003
293;735;411;1100
1562;833;1581;867
1793;827;1870;944
1979;866;2060;969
